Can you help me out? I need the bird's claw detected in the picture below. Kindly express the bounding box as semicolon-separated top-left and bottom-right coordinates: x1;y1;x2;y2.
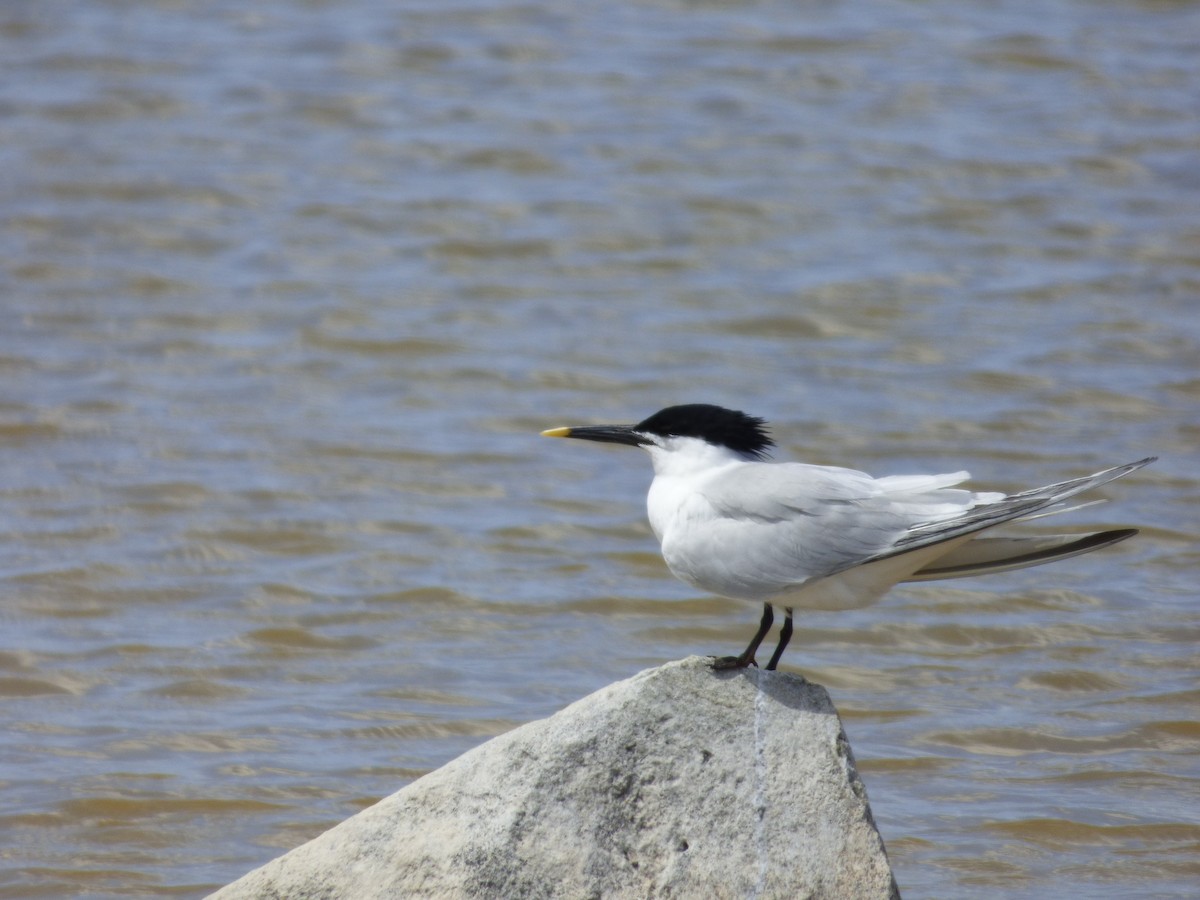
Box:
710;655;756;671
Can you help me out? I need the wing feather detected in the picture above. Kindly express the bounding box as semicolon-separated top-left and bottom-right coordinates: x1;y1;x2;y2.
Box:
656;457;1154;602
875;457;1156;562
680;463;978;594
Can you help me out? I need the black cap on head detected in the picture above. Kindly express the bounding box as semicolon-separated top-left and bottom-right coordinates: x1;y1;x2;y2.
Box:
634;404;773;459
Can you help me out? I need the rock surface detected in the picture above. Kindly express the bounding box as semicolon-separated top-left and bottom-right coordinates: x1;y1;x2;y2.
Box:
209;657;899;899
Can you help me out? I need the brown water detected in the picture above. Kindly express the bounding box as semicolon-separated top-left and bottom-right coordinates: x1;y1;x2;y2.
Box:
1;1;1197;897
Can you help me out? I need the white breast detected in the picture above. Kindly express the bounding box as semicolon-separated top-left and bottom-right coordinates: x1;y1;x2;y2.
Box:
647;467;782;601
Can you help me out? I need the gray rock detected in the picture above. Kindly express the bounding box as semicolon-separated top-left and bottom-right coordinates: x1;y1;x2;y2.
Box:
210;657;899;899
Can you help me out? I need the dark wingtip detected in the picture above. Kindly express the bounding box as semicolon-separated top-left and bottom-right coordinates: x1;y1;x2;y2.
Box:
909;528;1142;581
1100;527;1139;544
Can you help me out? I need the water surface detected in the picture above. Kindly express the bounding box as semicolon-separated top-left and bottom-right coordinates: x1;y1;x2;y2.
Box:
1;1;1197;897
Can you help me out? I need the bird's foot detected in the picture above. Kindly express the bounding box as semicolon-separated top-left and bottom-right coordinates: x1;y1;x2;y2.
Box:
710;655;757;670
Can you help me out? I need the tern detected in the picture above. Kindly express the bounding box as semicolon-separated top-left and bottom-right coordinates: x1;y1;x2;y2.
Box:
542;404;1153;670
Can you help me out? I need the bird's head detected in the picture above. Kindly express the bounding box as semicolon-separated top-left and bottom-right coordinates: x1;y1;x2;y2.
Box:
541;404;774;463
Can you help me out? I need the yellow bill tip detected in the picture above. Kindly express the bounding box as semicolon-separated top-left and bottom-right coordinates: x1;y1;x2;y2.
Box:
540;426;572;438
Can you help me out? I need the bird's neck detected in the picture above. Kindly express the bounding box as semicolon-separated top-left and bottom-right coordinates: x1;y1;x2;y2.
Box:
645;437;756;478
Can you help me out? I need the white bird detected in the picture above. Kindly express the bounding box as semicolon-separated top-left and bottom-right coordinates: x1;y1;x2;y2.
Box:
541;404;1154;671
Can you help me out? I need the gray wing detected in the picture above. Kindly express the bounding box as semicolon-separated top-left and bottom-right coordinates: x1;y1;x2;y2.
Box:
868;457;1156;567
693;463;977;591
693;458;1154;593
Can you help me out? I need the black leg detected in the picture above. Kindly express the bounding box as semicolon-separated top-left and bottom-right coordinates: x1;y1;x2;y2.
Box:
712;603;774;670
765;606;793;671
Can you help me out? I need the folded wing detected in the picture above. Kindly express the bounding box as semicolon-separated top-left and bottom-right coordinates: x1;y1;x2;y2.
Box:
689;457;1154;597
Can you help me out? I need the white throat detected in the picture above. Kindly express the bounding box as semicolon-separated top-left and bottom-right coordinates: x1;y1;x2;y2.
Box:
643;435;756;478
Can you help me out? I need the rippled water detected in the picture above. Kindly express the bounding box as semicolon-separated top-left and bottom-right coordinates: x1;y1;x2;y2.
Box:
2;0;1197;897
